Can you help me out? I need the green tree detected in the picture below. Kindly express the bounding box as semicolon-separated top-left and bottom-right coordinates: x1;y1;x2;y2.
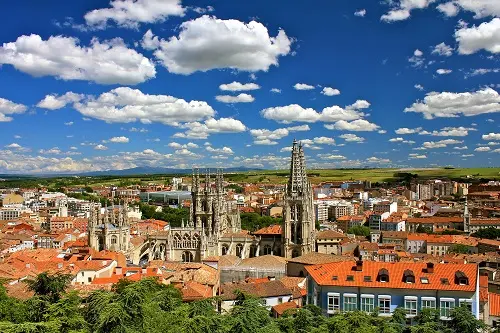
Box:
449;305;486;333
347;226;370;237
26;272;72;302
448;244;470;254
472;227;500;239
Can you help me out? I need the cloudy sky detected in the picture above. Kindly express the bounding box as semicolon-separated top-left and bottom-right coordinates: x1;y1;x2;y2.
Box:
0;0;499;174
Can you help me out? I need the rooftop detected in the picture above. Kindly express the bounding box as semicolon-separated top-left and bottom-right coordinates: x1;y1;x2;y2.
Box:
306;261;477;292
287;252;354;265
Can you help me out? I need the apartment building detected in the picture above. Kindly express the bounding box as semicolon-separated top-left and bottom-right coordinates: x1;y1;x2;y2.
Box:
373;201;397;215
306;261;479;320
315;230;348;255
0;208;21;221
328;202;354;220
314;201;329;223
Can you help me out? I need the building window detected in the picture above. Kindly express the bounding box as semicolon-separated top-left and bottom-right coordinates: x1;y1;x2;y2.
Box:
278;297;283;304
360;294;375;313
421;297;436;309
378;295;391;314
327;293;340;313
343;294;357;312
459;299;472;312
404;296;418;316
236;244;244;258
440;298;455;319
263;245;272;255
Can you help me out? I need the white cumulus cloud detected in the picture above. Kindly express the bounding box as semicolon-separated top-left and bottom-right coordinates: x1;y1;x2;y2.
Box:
36;92;84;110
94;144;108;150
219;82;260;91
215;93;255;103
321;87;341;96
432;42;454;56
381;0;435;22
84;0;185;29
483;133;500;140
261;100;369;124
0;34;156;85
436;69;453;75
339;134;365;142
404;88;500;119
325;119;380;132
69;87;216;125
455;18;500;55
109;136;129;143
0;97;27;122
354;9;367;17
151;16;293;74
294;83;315;90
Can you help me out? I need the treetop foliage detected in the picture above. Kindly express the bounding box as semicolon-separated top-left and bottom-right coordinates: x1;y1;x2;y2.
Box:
0;272;487;333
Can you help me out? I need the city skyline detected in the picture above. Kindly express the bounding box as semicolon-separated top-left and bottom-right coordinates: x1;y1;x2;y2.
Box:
1;0;500;174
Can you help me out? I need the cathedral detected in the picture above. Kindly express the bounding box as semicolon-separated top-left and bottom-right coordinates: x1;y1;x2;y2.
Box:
282;140;316;258
143;140;315;262
146;169;243;262
88;202;131;252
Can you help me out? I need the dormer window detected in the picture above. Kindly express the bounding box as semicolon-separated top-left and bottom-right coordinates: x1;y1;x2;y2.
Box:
455;271;469;285
403;269;415;283
377;268;389;283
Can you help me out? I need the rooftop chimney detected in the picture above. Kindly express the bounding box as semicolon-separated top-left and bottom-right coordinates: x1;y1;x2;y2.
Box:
355;260;363;272
426;262;434;274
115;267;123;276
142;266;147;275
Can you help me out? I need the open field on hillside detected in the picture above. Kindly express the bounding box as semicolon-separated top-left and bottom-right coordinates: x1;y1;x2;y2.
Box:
224;168;500;184
3;167;499;188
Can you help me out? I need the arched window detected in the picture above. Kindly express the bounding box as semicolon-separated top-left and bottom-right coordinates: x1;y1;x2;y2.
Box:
192;234;200;248
182;251;193;263
111;236;117;244
264;245;272;255
249;245;257;258
183;233;191;247
236;244;244;258
221;244;229;255
377;268;390;283
173;234;181;247
403;269;415;283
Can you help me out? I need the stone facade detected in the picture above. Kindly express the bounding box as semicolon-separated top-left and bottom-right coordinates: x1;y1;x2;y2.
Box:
88;202;131;252
282;140;316;258
143;140;316;263
147;169;244;262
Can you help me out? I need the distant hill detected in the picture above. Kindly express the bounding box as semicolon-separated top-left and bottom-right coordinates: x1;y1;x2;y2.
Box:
76;166;262;176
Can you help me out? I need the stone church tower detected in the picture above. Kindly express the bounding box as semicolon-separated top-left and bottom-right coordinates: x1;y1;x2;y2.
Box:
282;140;316;258
88;202;131;252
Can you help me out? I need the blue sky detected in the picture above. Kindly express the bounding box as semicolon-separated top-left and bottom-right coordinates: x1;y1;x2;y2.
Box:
0;0;499;174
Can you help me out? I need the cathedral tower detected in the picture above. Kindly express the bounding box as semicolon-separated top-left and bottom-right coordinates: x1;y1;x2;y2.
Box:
282;140;316;258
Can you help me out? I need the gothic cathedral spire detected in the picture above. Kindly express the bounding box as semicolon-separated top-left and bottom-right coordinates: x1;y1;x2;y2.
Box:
282;140;316;258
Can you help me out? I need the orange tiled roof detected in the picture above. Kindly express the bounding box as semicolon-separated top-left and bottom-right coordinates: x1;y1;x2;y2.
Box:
177;281;213;301
479;274;489;302
316;230;347;240
272;301;299;315
470;219;500;225
253;224;282;235
306;261;477;292
407;217;463;224
491;293;500;317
